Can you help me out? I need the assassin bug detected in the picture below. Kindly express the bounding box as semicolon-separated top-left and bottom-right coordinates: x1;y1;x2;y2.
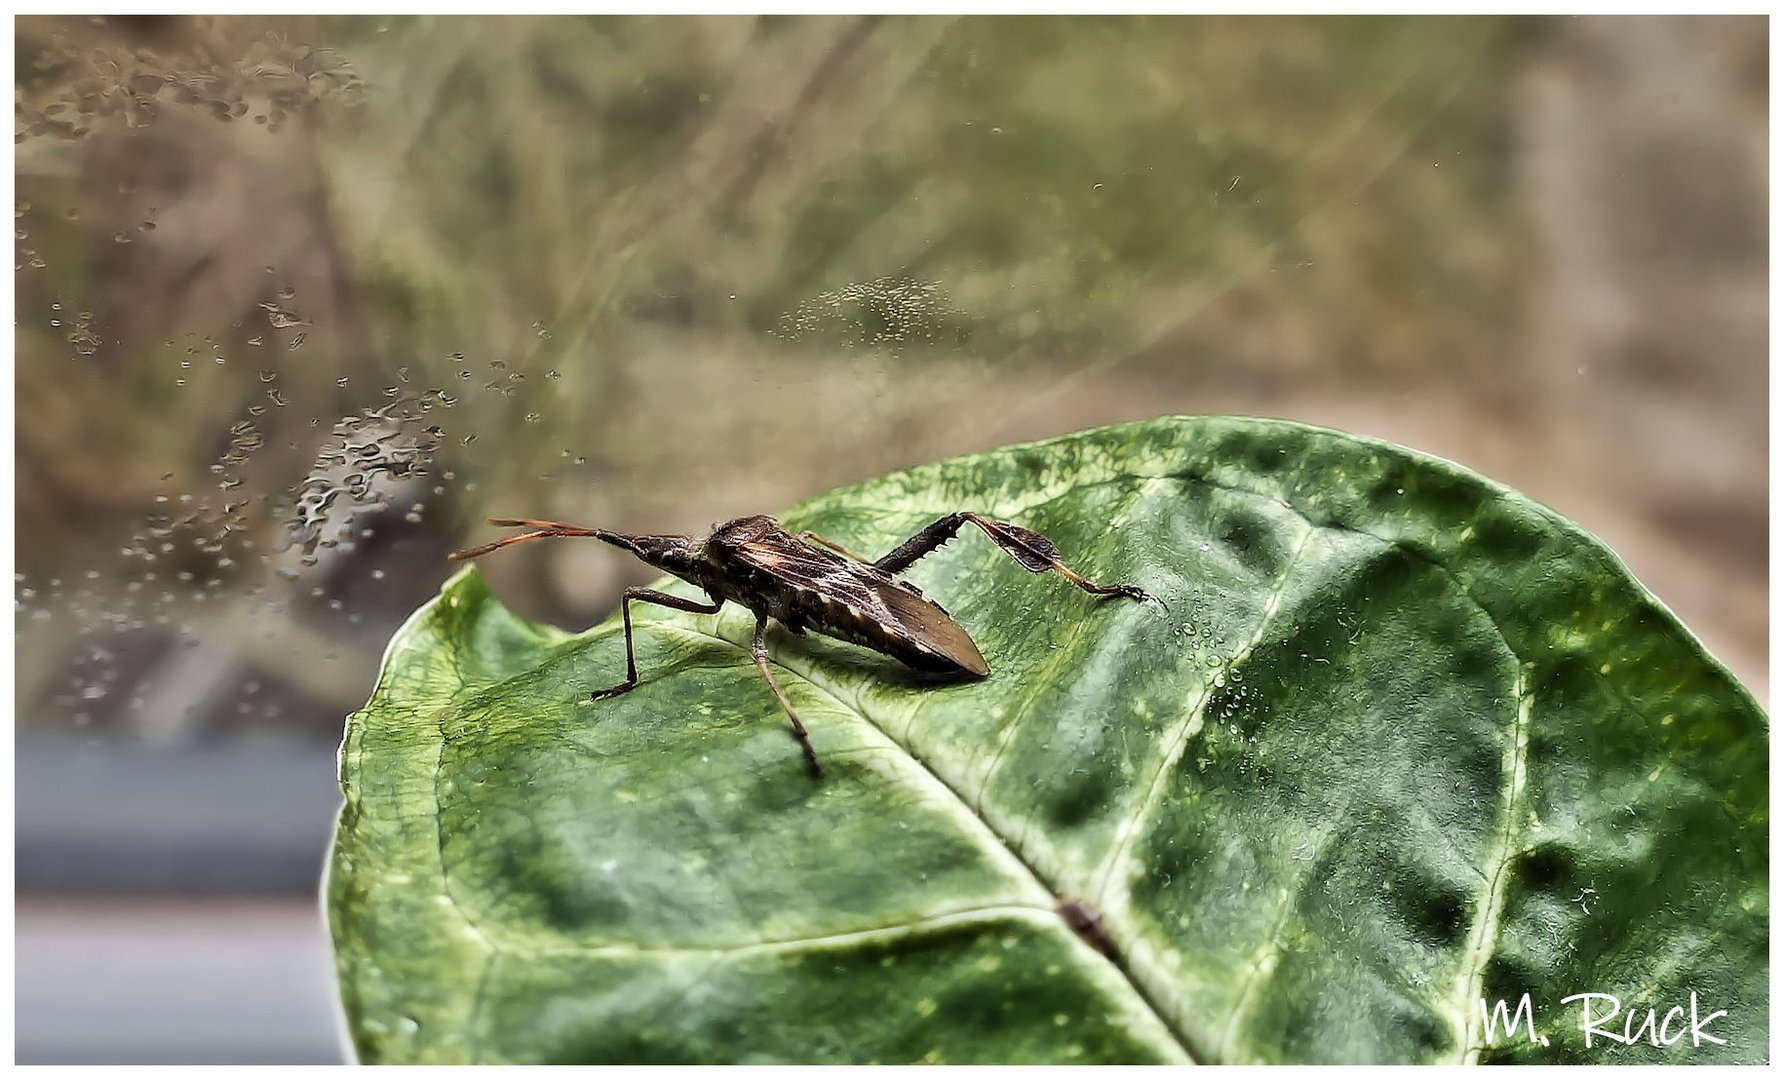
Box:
449;512;1155;777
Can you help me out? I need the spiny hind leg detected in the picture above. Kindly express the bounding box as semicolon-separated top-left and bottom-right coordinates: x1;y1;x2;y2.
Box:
749;616;822;778
873;512;1156;603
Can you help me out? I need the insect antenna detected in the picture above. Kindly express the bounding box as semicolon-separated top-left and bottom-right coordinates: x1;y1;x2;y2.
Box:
448;517;607;561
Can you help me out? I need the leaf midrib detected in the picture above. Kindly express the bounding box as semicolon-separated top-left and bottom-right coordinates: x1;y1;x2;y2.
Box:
639;616;1201;1063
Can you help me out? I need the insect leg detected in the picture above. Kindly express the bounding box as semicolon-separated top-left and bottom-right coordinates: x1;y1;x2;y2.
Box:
874;512;1156;603
795;530;875;564
589;587;723;700
749;615;822;778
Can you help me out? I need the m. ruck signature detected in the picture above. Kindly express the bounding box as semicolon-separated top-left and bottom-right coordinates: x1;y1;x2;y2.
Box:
1480;991;1728;1051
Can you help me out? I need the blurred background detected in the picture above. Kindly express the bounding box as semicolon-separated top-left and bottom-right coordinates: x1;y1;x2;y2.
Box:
12;14;1766;1064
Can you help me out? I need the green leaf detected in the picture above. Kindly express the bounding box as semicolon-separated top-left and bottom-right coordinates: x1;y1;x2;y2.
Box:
326;416;1767;1064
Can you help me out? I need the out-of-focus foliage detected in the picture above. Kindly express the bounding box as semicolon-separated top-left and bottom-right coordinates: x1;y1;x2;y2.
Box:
12;15;1765;745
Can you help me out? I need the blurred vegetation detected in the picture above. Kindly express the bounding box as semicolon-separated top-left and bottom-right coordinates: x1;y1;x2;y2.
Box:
13;15;1764;741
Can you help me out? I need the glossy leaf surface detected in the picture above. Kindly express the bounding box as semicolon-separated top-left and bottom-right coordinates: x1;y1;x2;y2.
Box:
327;416;1767;1063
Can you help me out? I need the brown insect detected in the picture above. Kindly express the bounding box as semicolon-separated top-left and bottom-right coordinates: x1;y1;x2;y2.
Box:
1057;893;1119;959
449;512;1155;777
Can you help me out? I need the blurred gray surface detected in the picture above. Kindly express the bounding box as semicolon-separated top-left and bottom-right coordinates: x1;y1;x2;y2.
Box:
16;737;343;894
15;897;347;1064
15;738;350;1062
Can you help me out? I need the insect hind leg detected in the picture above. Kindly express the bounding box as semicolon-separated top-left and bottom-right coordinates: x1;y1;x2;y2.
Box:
875;512;1156;603
795;529;875;565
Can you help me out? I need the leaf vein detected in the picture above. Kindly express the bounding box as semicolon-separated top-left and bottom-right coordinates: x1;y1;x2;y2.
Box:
635;614;1200;1062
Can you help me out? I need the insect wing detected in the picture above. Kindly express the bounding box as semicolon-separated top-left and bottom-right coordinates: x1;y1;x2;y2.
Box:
732;534;989;676
730;530;853;580
869;577;989;676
